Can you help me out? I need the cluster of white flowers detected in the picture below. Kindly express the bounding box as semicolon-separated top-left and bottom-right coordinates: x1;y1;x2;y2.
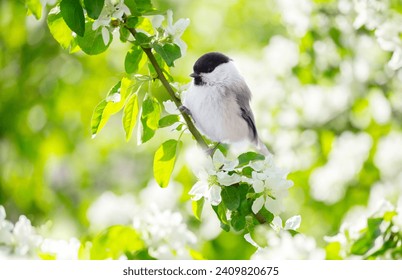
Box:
246;215;325;260
133;205;197;259
352;0;402;70
0;206;42;259
310;132;372;204
0;205;82;260
152;10;190;55
275;0;313;37
189;150;293;215
92;0;131;45
86;189;197;260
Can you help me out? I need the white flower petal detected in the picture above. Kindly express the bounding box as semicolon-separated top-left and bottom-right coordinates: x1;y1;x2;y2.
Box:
244;233;259;247
209;185;222;206
152;15;165;29
101;27;110;45
271;216;283;232
217;172;241;186
163;100;178;114
284;215;301;231
212;149;225;167
264;197;282;215
172;18;190;36
389;48;402;70
252;196;265;214
252;177;265;193
188;181;208;198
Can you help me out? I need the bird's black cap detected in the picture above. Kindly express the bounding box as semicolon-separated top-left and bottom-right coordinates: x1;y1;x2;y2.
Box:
192;52;231;75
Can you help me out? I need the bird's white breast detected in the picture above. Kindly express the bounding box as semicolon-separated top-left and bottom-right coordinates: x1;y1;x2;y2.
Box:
183;83;249;143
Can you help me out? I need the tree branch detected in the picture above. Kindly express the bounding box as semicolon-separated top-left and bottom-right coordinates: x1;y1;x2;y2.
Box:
126;27;209;151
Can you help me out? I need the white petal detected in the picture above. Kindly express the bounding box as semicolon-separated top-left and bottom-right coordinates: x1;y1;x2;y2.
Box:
271;216;283;232
166;10;173;29
189;181;208;197
222;159;239;171
209;185;222;206
264;197;282;215
244;233;258;247
217;172;241;186
250;160;265;171
389;48;402;70
101;27;110;45
152;15;165;29
252;178;265;193
172;18;190;36
162;100;177;114
284;215;301;231
252;196;265;214
212;149;225;168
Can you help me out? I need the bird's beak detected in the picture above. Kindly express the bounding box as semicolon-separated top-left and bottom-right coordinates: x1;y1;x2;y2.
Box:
190;73;199;78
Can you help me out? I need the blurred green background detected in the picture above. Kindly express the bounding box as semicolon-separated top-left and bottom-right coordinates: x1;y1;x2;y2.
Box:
1;0;402;259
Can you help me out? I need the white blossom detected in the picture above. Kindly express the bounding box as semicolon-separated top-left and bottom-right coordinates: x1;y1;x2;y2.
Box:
165;10;190;55
248;158;293;215
41;238;81;260
132;205;196;259
87;192;137;231
250;231;325;260
310;132;372;204
353;0;388;30
375;20;402;70
12;216;43;256
92;0;131;45
275;0;313;37
0;206;13;246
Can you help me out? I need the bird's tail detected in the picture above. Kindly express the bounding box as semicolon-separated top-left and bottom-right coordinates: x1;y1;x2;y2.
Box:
256;138;272;157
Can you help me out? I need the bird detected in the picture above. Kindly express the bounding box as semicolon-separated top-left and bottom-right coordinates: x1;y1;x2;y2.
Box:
181;52;271;156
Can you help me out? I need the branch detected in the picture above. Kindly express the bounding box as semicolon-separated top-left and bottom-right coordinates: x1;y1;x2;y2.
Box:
126;27;209;151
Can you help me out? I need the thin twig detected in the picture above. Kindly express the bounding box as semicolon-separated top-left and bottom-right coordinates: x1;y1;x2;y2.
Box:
126;27;209;151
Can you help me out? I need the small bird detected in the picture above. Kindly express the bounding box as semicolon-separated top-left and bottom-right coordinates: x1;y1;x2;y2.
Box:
181;52;270;156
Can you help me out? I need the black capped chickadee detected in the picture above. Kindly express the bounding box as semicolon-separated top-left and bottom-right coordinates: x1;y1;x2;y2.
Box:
181;52;271;156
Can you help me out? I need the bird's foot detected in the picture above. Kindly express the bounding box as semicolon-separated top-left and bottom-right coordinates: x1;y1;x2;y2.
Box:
205;142;221;156
179;105;192;117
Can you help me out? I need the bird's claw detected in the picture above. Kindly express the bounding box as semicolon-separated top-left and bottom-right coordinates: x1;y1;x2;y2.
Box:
179;105;192;117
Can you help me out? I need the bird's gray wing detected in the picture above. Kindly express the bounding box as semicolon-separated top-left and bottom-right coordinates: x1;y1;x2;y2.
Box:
234;84;258;143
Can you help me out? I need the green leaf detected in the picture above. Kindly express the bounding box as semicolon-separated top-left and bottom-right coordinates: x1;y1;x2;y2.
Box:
126;16;139;28
76;22;112;55
91;80;132;137
153;139;180;188
123;93;139;141
136;0;153;12
84;0;104;20
125;45;144;74
192;198;204;221
47;7;74;49
153;43;181;67
119;27;130;42
26;0;42;19
134;32;153;46
326;242;343;260
158;114;180;128
91;100;108;137
212;204;230;232
60;0;85;37
231;211;246;231
90;226;145;260
221;186;240;211
140;96;161;143
237;152;265;167
257;207;274;224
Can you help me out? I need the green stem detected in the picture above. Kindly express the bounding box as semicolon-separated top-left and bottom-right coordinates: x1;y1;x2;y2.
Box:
126;27;208;151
